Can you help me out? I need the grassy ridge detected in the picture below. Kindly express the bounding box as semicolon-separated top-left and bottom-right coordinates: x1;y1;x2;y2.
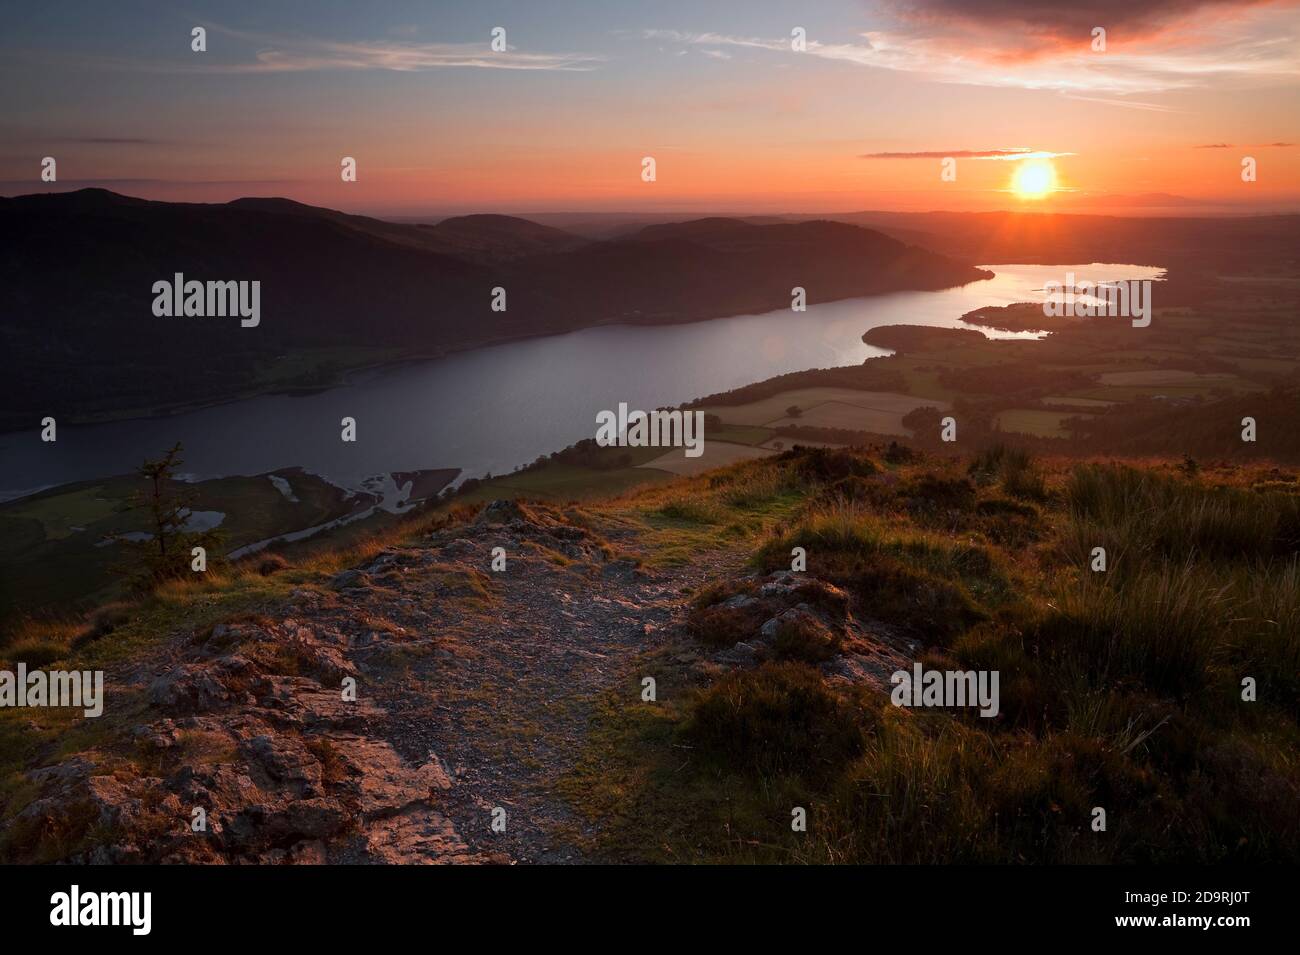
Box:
563;446;1300;863
3;440;1297;863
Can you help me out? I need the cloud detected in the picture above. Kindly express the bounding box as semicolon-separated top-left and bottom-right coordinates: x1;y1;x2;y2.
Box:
68;25;604;74
60;137;164;145
1060;94;1182;111
643;1;1300;94
861;148;1074;160
1196;141;1294;146
875;0;1289;58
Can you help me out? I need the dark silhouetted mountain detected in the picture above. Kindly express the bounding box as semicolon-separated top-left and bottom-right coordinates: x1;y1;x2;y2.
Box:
0;190;987;428
420;214;588;261
826;209;1300;274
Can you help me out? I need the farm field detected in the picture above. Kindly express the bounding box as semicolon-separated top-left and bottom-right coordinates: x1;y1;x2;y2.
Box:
1097;370;1246;387
638;440;775;477
1040;395;1116;409
696;389;951;428
766;401;916;434
995;408;1095;438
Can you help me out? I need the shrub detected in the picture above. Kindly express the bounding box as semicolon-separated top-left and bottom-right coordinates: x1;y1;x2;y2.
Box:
1;639;65;667
757;503;1006;643
782;447;878;483
685;663;865;777
687;602;767;648
904;474;977;513
970;444;1048;500
882;441;916;465
772;615;842;663
256;553;289;576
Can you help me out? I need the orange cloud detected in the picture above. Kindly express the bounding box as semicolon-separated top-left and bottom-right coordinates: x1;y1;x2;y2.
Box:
880;0;1293;61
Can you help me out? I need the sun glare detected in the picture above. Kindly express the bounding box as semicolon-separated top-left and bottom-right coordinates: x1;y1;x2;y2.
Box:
1012;160;1056;199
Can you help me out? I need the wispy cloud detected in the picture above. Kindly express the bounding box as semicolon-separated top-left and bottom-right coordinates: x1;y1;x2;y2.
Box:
642;1;1300;95
64;25;604;75
1061;94;1182;112
861;149;1074;160
1195;141;1295;146
58;137;165;145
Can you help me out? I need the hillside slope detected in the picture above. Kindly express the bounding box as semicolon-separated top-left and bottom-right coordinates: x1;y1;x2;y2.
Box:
0;191;986;430
2;446;1297;864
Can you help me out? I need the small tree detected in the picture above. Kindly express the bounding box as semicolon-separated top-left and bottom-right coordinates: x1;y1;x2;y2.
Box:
139;443;188;562
786;405;802;418
116;443;222;590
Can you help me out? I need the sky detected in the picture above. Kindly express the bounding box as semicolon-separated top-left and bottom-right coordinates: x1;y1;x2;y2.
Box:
2;0;1298;215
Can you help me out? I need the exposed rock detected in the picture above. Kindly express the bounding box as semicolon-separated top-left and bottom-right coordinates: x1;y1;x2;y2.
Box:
441;538;476;559
329;569;370;591
600;557;645;581
148;662;238;713
691;571;906;689
0;496;778;866
476;499;526;525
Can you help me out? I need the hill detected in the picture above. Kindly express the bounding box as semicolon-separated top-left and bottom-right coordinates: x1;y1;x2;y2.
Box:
420;213;589;261
1;444;1296;863
0;190;985;431
829;209;1300;275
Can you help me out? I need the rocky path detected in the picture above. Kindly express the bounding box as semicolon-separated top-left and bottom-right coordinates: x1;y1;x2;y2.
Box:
322;499;737;862
8;500;738;864
10;497;907;864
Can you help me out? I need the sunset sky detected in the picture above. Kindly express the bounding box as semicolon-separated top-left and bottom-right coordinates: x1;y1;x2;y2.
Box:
3;0;1298;215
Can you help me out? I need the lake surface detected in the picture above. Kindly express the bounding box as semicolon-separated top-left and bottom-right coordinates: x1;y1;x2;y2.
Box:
0;263;1163;501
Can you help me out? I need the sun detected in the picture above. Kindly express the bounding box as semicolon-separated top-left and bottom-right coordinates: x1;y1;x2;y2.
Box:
1011;159;1057;199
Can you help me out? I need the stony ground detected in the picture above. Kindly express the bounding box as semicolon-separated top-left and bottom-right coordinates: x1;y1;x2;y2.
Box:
6;499;908;864
331;500;741;863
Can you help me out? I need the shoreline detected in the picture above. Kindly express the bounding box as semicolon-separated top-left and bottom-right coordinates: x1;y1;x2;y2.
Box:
0;273;996;437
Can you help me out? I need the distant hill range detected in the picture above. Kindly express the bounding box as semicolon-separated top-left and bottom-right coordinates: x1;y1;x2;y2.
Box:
0;190;988;429
823;209;1300;275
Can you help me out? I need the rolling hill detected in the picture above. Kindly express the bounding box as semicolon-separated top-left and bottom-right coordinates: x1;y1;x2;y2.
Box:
0;190;987;430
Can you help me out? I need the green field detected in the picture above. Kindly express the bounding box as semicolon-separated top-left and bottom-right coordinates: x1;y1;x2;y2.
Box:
995;408;1095;438
705;424;774;446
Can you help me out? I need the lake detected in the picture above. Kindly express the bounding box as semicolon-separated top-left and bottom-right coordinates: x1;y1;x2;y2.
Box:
0;263;1163;501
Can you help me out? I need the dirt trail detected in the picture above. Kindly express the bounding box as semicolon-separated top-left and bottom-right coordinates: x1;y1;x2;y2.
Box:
5;501;738;864
326;503;737;862
9;499;903;864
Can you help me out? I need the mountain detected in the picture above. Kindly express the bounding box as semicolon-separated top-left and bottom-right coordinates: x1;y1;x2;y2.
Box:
0;190;986;429
825;209;1300;272
419;213;589;261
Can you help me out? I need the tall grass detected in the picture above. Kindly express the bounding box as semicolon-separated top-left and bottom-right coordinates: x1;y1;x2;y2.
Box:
756;499;1013;622
1065;463;1296;562
591;450;1300;863
1042;561;1230;696
970;444;1048;500
1052;463;1300;705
